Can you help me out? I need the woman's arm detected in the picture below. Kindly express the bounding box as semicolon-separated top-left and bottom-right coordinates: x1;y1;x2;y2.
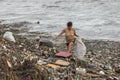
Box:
55;29;65;40
74;29;79;37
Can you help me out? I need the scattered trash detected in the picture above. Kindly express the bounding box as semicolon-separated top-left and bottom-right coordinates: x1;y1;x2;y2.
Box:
7;60;12;68
114;66;120;74
0;25;120;80
55;51;71;57
55;60;70;66
76;68;86;74
37;59;47;65
107;76;119;80
3;31;16;42
99;70;105;75
47;64;61;69
29;55;38;61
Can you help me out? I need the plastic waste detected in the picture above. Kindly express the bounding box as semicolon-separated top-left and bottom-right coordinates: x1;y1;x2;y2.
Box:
76;68;86;74
74;37;86;60
55;60;70;66
3;31;16;42
55;52;71;57
47;64;61;69
7;60;12;68
30;55;38;61
37;60;47;65
99;71;105;75
48;77;51;80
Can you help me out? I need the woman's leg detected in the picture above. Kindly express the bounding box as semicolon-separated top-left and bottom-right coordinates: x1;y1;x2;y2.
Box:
67;42;73;53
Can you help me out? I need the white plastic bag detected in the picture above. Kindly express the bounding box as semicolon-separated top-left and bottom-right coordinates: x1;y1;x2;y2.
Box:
74;37;86;60
76;67;86;74
3;31;16;42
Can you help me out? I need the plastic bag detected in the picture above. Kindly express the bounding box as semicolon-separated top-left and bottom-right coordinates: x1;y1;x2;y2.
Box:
3;31;16;42
74;37;86;60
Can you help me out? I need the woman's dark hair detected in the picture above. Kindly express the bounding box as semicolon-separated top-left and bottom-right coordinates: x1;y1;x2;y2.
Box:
67;21;72;27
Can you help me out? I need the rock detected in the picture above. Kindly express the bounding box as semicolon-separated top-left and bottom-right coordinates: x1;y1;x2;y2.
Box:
3;31;16;42
39;40;54;48
35;37;54;48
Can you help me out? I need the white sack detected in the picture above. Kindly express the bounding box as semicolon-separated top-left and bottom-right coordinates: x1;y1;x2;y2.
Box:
74;37;86;60
3;31;16;42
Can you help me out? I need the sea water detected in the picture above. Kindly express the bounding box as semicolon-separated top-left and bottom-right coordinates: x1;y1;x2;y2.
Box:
0;0;120;41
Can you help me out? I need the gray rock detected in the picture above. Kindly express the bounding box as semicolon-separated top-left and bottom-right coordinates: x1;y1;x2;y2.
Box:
39;40;54;48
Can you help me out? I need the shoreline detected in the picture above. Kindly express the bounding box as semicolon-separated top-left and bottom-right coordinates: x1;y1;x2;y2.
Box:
0;23;120;80
0;22;120;42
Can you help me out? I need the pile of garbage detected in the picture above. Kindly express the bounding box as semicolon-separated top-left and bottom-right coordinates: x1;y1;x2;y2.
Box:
0;34;50;80
0;31;120;80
